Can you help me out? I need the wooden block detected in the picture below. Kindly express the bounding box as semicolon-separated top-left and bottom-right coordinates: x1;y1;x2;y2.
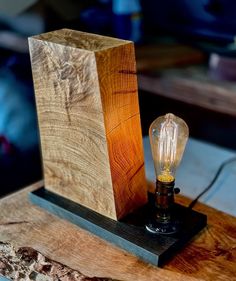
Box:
28;29;147;220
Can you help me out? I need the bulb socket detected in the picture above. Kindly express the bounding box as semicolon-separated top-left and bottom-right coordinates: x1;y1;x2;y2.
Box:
145;179;181;234
155;179;175;222
155;179;175;209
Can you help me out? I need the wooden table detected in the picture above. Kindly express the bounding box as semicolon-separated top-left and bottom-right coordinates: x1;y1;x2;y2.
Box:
138;66;236;117
1;181;236;281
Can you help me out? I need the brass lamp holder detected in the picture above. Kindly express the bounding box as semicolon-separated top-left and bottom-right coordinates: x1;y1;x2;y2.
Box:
146;179;181;235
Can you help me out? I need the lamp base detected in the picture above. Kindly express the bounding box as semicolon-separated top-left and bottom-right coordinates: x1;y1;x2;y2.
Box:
29;187;207;267
145;219;180;235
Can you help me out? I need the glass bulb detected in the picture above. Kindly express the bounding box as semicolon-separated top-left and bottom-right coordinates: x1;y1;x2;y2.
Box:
149;113;189;183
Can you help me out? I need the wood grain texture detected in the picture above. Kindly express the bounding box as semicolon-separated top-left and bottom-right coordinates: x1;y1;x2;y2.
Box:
29;29;147;220
96;42;146;218
0;182;202;281
166;191;236;281
138;66;236;116
0;242;116;281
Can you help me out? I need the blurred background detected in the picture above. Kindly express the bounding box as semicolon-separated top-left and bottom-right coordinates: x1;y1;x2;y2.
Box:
1;0;236;197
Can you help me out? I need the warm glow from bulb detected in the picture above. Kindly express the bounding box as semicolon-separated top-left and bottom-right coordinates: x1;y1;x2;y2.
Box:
149;113;189;183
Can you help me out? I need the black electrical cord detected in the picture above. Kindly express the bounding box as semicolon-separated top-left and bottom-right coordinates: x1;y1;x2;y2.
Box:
188;156;236;209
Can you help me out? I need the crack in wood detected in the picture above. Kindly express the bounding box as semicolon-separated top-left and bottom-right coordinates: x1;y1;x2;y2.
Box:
0;242;117;281
0;221;30;226
129;163;144;182
108;112;139;135
113;89;137;95
118;70;137;75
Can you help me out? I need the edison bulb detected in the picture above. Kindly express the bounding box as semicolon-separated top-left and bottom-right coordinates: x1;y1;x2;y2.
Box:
149;113;189;183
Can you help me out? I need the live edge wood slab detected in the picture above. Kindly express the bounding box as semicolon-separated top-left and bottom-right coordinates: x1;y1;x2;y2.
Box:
28;29;147;220
1;181;236;281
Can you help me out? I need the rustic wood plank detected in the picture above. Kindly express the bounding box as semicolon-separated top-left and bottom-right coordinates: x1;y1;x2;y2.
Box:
0;182;201;281
29;29;147;220
0;242;116;281
138;66;236;116
167;192;236;281
1;182;236;280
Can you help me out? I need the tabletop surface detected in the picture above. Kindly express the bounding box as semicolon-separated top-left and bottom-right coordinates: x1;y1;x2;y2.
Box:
1;180;236;281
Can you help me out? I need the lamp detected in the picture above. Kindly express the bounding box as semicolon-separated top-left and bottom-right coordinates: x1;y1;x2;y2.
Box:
146;113;189;234
29;29;207;265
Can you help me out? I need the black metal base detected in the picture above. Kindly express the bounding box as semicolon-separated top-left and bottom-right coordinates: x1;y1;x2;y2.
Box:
145;219;180;235
29;187;207;267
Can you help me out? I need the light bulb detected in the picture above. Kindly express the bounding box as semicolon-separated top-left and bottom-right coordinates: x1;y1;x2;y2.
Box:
149;113;189;183
146;113;189;234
